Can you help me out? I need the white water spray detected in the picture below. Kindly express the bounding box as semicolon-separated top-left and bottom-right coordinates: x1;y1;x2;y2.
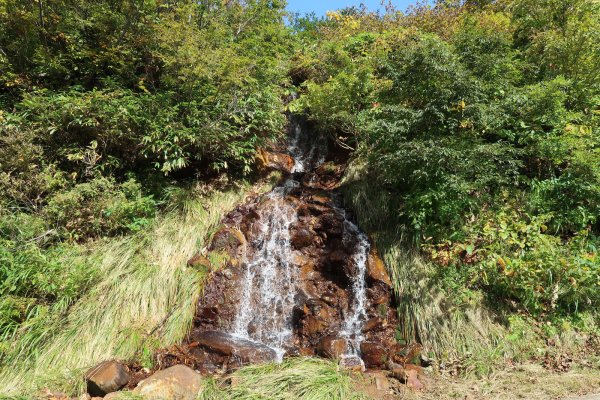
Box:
232;189;299;361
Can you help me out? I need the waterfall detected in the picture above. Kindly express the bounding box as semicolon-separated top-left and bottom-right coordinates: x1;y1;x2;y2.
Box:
230;115;370;364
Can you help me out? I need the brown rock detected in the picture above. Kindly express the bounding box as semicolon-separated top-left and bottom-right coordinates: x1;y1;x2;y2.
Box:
362;317;384;333
196;331;277;363
290;228;313;249
302;315;328;336
85;360;129;397
360;342;388;368
209;227;246;253
317;336;348;359
391;363;424;390
187;254;211;269
256;148;295;174
367;248;392;287
134;365;202;400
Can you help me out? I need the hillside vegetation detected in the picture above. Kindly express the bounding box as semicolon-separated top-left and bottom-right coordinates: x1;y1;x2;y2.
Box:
0;0;599;397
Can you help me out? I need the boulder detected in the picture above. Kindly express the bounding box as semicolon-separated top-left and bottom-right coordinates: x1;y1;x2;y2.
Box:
196;331;277;363
317;336;348;359
367;248;392;287
256;148;295;174
209;227;246;254
85;360;129;397
360;342;388;368
362;317;384;333
134;365;202;400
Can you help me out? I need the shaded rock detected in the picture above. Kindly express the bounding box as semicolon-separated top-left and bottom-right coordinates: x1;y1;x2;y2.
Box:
256;148;295;174
317;336;348;359
134;365;201;400
360;342;388;368
209;227;246;253
85;360;129;397
187;254;211;269
290;228;313;249
196;331;277;363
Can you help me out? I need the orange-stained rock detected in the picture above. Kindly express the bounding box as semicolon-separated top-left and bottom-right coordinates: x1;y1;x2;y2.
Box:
317;336;348;359
367;247;393;287
360;342;388;368
256;148;295;174
209;227;246;255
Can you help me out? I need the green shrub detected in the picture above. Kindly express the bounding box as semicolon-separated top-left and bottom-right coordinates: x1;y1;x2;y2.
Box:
45;177;156;239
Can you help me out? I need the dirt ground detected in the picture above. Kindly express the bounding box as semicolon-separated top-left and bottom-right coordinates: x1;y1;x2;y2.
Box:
360;363;600;400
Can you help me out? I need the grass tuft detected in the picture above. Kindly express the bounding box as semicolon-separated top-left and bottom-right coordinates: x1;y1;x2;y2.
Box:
198;358;367;400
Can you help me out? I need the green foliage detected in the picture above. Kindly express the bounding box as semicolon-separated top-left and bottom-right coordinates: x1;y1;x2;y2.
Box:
295;2;600;317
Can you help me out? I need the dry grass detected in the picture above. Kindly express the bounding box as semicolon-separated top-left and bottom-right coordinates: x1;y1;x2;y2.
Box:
407;364;600;400
198;358;367;400
0;179;275;397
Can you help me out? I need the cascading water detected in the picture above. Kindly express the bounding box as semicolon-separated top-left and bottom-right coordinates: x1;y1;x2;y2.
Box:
340;221;370;358
232;190;299;361
229;115;371;364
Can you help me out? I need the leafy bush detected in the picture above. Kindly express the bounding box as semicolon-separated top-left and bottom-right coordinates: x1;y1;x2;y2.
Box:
425;206;600;314
45;177;156;239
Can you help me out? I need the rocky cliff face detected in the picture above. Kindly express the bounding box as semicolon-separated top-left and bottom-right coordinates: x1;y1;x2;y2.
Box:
159;117;408;374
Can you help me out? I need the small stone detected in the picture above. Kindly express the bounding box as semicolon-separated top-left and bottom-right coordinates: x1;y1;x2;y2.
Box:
85;360;129;397
186;253;211;269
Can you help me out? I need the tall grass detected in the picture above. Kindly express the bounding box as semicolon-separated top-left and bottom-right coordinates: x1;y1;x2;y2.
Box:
198;358;367;400
0;181;267;397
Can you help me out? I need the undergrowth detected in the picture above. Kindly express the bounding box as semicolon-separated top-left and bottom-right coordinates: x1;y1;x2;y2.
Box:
0;180;272;397
341;161;600;376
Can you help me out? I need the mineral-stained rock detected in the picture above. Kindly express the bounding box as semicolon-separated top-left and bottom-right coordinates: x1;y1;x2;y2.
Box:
134;365;202;400
195;331;277;363
290;227;313;249
360;342;388;368
362;317;384;333
367;248;393;287
85;360;129;397
390;364;424;391
301;315;328;336
317;336;348;359
256;148;295;174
